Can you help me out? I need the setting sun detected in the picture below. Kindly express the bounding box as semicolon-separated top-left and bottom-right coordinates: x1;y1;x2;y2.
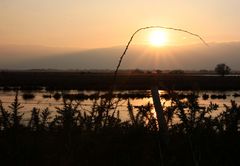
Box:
148;30;168;47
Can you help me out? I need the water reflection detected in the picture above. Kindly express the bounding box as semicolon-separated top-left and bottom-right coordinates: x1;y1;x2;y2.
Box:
0;89;240;122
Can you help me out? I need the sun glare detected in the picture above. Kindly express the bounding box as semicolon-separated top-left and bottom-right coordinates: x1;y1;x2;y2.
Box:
148;30;167;47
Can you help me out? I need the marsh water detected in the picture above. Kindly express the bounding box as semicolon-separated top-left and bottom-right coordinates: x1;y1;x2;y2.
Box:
1;89;240;122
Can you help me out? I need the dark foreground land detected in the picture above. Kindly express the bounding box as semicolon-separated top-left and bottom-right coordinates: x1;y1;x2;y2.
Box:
1;91;240;165
1;71;240;166
1;71;240;90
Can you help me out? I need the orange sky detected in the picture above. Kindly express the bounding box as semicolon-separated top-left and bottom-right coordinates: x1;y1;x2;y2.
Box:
1;0;240;49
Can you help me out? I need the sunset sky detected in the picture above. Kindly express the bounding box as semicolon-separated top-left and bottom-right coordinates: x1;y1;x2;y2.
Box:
1;0;240;49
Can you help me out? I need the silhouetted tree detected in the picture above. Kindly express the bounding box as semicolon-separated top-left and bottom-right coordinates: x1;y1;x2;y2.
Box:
214;63;231;76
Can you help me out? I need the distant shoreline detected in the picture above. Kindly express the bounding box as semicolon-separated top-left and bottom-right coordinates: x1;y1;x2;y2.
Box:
0;71;240;90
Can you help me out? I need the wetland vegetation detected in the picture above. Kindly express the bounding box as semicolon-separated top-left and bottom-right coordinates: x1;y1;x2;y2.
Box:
1;87;240;166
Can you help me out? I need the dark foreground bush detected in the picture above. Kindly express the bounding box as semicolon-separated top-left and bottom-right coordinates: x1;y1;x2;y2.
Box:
0;91;240;166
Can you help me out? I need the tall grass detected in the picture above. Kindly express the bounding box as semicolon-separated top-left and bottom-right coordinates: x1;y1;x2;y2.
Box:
1;90;240;165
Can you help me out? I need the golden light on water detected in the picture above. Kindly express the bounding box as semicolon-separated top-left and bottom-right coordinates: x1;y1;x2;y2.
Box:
148;30;168;47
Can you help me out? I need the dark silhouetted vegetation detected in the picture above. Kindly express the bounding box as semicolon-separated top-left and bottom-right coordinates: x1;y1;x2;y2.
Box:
0;91;240;165
1;71;240;91
215;63;231;76
22;93;35;100
169;69;185;74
